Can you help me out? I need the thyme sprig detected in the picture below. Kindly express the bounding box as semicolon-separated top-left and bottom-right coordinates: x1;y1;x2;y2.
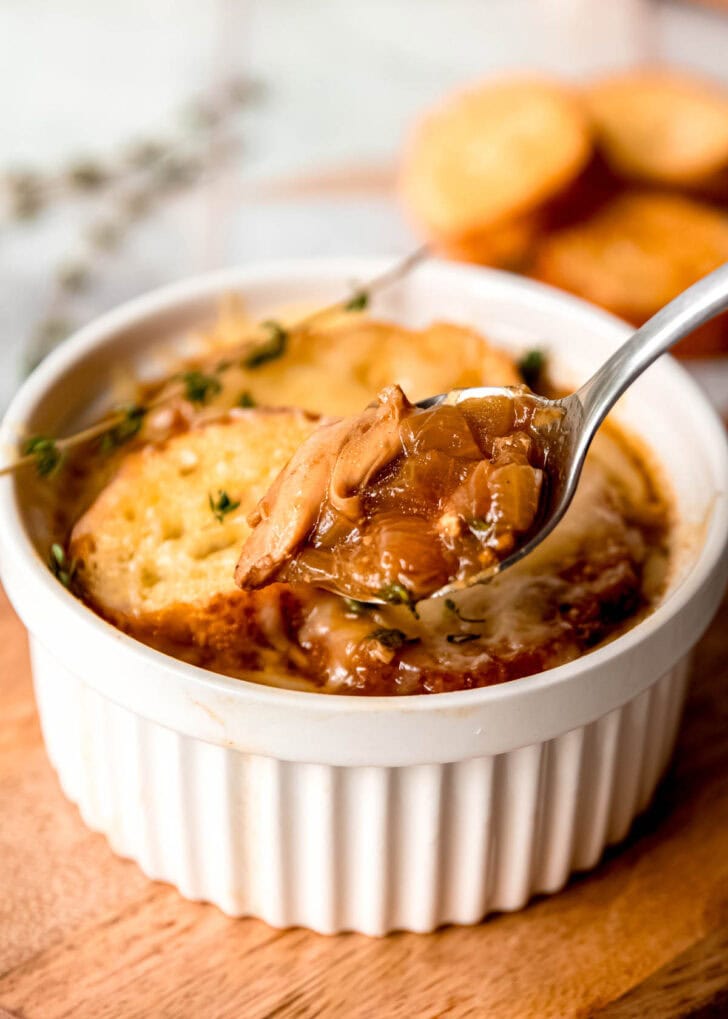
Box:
518;348;546;390
0;246;429;479
17;78;262;371
343;597;372;616
344;290;369;312
365;627;419;650
446;633;479;645
242;321;289;369
22;436;63;477
1;411;135;477
49;543;78;591
444;598;485;624
209;489;241;523
3;76;258;224
181;370;222;406
467;517;493;539
378;581;420;619
98;404;146;452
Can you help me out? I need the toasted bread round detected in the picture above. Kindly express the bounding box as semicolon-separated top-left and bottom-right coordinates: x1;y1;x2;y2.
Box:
400;76;592;243
531;192;728;330
70;410;319;654
203;318;521;417
587;70;728;185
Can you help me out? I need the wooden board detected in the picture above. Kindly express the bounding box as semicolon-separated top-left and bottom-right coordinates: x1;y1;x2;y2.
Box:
1;581;727;1019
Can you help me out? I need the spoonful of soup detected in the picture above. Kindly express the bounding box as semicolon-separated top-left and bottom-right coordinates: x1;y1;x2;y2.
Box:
235;261;728;604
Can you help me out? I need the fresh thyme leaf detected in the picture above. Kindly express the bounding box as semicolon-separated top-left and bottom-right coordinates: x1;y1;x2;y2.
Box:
467;517;492;539
23;436;62;477
518;348;546;390
100;404;146;453
343;596;371;616
208;489;241;523
345;289;369;312
49;542;78;590
243;320;288;369
237;391;256;408
2;248;430;480
378;581;420;619
366;627;419;650
181;370;222;406
446;633;480;645
444;597;485;624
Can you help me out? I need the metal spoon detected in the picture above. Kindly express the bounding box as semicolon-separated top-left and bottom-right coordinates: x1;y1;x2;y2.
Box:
415;260;728;600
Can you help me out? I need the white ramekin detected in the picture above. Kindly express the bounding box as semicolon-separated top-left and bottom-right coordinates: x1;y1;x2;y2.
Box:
1;259;727;935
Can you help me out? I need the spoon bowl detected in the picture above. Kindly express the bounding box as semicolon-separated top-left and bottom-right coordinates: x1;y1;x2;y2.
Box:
358;260;728;604
412;384;579;599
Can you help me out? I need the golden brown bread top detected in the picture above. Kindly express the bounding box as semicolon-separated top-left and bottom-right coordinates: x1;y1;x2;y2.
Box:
70;410;319;627
198;316;521;418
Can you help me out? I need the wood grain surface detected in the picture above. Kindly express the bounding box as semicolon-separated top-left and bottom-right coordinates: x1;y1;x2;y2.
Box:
1;581;727;1019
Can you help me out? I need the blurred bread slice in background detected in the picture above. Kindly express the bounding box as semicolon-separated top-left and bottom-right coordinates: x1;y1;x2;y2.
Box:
532;191;728;355
399;68;728;355
434;211;544;269
399;76;592;269
587;69;728;187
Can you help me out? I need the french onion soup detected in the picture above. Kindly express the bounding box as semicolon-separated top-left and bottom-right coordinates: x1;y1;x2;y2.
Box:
45;309;669;696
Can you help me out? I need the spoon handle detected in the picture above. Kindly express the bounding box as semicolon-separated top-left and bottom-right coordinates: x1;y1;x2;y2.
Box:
576;260;728;431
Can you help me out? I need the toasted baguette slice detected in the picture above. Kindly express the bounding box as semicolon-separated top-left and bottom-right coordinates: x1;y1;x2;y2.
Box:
587;70;728;185
199;318;521;417
531;192;728;332
70;409;319;661
400;76;591;244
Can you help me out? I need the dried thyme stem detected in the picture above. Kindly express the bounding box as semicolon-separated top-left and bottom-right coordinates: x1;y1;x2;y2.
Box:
0;413;127;476
0;246;430;477
291;244;430;334
218;244;431;364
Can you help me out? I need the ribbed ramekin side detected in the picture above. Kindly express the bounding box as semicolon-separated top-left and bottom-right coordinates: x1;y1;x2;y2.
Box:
436;755;495;926
29;640;691;935
530;726;586;893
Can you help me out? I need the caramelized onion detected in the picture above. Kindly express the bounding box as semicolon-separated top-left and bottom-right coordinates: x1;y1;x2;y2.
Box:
400;404;482;459
488;463;544;534
370;513;455;597
459;395;515;452
236;384;548;601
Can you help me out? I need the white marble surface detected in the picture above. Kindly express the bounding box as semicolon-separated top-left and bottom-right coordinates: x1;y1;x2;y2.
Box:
2;0;728;409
